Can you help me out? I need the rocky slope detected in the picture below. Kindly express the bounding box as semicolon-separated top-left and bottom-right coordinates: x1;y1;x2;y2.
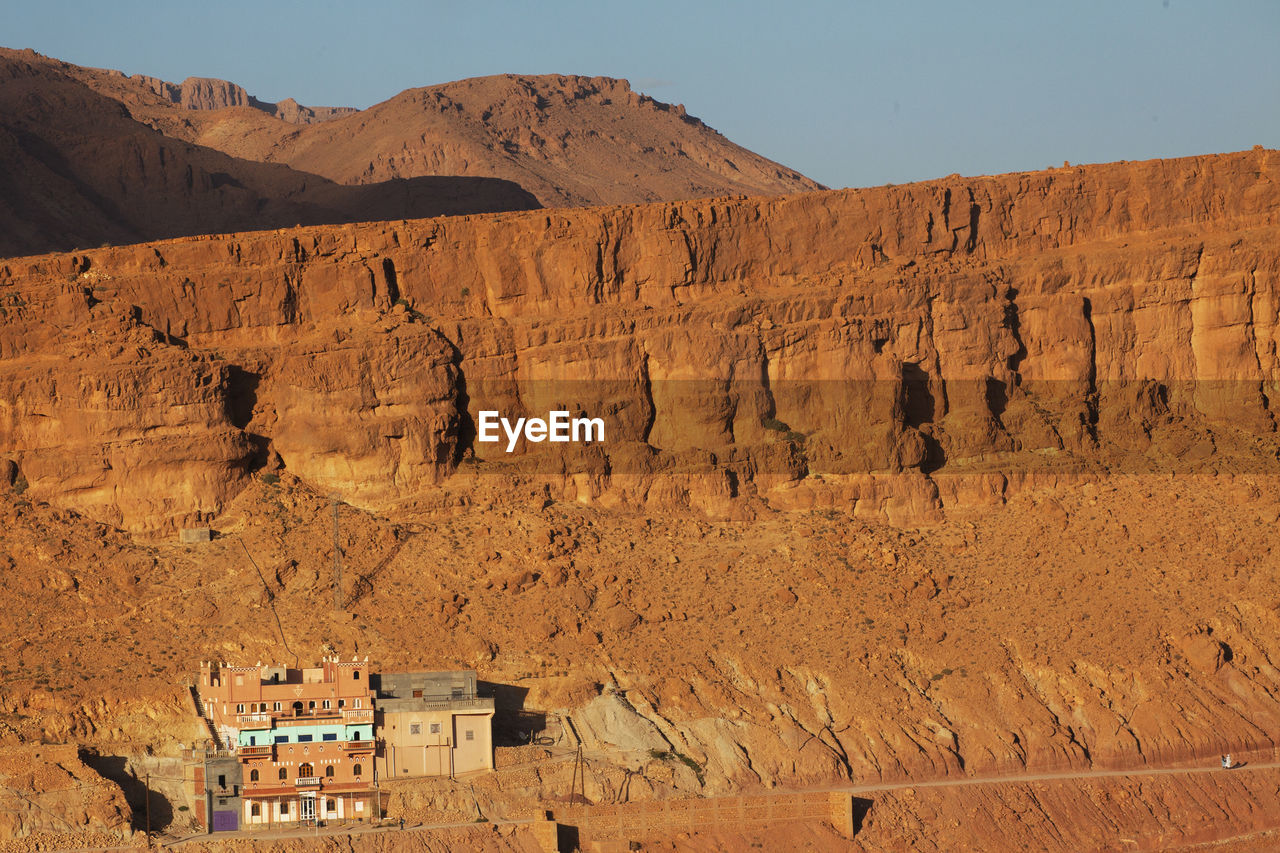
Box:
3;148;1280;848
0;744;132;845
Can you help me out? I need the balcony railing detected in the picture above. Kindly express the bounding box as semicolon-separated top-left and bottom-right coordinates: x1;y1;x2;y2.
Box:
294;776;321;787
233;706;374;726
237;745;272;759
339;739;375;753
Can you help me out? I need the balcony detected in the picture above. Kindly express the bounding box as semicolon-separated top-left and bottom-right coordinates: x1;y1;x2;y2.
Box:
342;708;373;724
237;744;273;759
294;776;321;787
339;739;375;753
234;706;374;726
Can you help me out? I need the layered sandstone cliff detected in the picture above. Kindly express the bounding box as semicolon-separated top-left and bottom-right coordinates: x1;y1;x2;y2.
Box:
2;148;1278;533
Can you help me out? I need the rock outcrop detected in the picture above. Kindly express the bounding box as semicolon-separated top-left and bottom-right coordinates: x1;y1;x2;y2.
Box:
4;147;1279;532
0;745;132;844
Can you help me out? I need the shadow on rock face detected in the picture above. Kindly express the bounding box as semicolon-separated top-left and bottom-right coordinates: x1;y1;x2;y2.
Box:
78;749;173;832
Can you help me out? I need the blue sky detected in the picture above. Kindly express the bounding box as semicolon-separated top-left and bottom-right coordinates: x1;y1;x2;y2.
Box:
5;0;1278;188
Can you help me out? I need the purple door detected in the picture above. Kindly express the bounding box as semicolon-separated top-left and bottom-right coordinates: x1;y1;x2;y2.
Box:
212;810;239;831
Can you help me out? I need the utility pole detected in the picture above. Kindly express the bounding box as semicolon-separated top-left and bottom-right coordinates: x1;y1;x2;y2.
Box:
330;494;343;611
144;772;151;846
569;745;584;804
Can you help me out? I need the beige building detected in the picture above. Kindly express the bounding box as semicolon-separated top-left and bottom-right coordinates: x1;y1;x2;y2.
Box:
374;670;495;779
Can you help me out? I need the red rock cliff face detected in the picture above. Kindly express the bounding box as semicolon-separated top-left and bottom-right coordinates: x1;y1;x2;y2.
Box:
2;149;1279;532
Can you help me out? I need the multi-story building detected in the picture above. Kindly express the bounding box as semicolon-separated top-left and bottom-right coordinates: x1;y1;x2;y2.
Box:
181;748;242;832
195;657;378;827
374;670;495;779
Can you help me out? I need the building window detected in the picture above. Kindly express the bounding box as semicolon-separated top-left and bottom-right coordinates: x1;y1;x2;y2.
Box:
355;698;362;708
451;687;463;699
279;801;288;815
278;768;287;781
353;764;362;777
327;798;337;812
466;730;474;741
410;723;421;735
299;763;313;778
323;699;331;709
412;689;423;698
250;769;259;782
248;736;256;746
251;803;260;817
430;723;441;734
273;702;282;711
322;733;337;741
298;735;313;743
338;699;345;709
353;670;361;680
325;766;335;778
236;703;244;713
217;774;226;788
308;700;316;710
274;735;288;744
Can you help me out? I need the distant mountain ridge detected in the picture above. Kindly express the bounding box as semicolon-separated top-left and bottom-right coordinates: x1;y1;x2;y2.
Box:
0;47;824;256
218;72;827;207
0;48;538;257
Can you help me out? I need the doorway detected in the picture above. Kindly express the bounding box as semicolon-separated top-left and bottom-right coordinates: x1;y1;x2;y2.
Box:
299;795;315;822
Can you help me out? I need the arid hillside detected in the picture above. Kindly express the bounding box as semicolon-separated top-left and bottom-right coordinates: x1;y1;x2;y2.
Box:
193;73;826;207
0;47;822;254
0;50;540;258
3;148;1280;849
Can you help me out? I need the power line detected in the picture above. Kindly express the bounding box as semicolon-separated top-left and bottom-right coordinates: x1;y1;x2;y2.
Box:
331;494;343;612
238;537;298;669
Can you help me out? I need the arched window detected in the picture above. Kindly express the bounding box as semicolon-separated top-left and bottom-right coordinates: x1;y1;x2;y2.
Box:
250;803;260;817
323;699;331;710
292;701;303;715
308;700;316;710
299;762;314;778
353;763;362;777
353;670;361;680
278;767;287;780
338;699;345;708
326;798;337;812
325;765;335;778
250;769;259;782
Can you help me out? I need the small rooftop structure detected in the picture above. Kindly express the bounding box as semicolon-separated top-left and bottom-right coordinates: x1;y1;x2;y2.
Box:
373;669;491;713
180;527;213;543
